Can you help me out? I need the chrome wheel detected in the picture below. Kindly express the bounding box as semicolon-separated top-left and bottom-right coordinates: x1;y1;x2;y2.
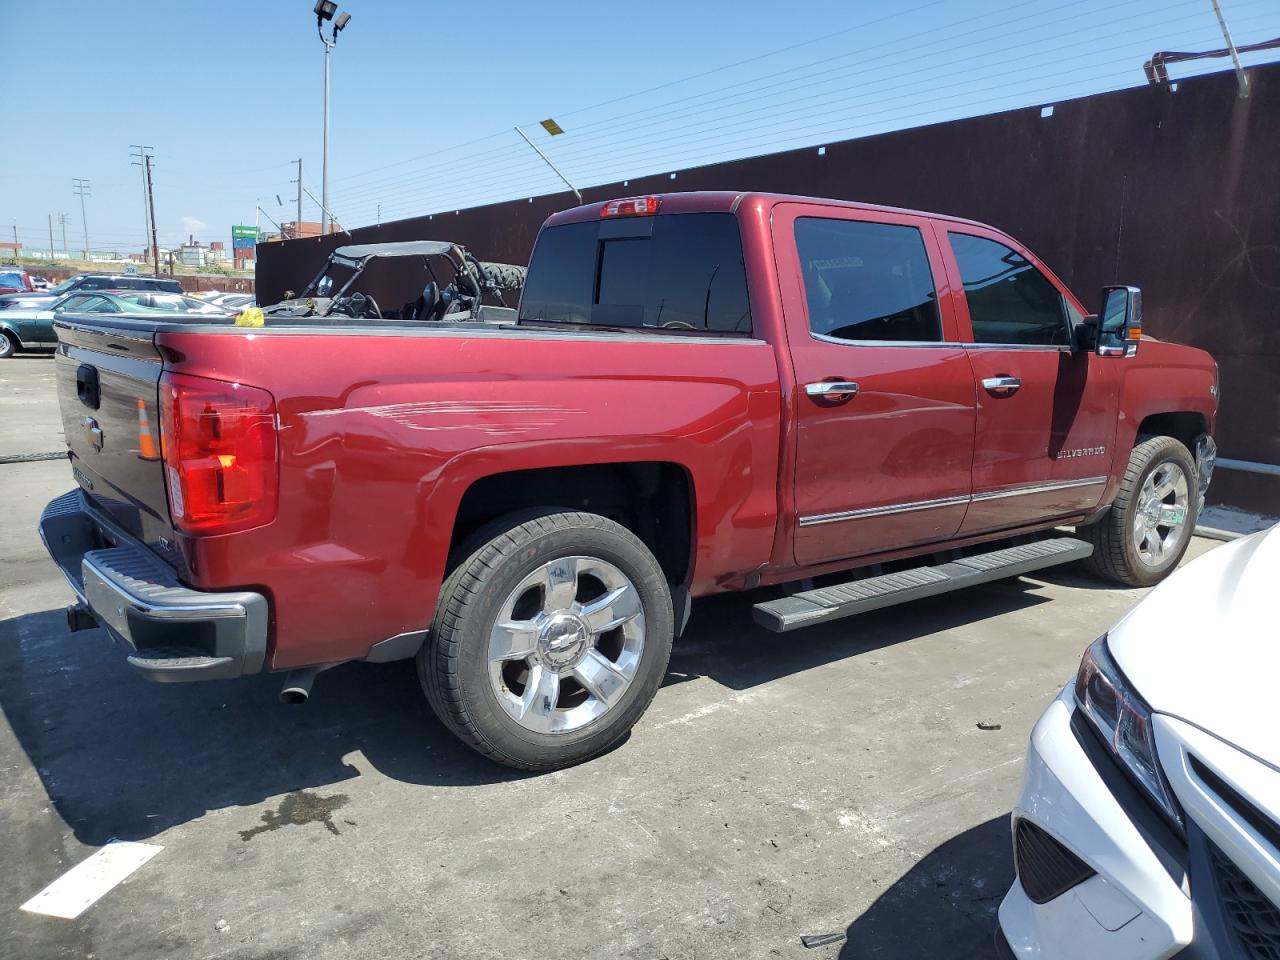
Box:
1131;461;1190;567
488;555;645;735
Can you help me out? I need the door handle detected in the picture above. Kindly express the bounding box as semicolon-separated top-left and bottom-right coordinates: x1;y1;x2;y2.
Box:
805;380;860;399
981;376;1021;397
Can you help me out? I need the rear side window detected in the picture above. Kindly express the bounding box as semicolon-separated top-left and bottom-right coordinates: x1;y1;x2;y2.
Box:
519;213;752;334
794;218;941;343
949;233;1069;346
148;279;183;292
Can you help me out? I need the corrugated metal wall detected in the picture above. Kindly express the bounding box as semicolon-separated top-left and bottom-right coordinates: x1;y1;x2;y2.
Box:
258;65;1279;513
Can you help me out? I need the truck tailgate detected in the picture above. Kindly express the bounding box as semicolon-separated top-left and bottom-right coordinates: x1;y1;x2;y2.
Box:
54;319;176;552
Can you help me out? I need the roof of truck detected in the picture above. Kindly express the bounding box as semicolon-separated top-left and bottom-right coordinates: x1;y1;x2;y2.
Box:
543;191;991;230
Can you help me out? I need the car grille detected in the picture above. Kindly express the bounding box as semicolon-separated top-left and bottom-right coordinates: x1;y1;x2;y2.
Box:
1210;845;1280;960
1014;819;1095;904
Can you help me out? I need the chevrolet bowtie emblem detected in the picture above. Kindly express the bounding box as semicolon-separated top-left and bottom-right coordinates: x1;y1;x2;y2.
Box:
83;416;103;452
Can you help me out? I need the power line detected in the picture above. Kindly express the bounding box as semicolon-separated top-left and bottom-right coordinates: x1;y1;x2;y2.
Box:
334;9;1276;225
325;0;1192;204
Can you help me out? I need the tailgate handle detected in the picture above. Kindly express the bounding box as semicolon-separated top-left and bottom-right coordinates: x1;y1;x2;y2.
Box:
76;364;100;409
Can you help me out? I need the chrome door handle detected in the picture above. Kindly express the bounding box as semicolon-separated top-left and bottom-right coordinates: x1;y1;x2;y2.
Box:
981;376;1021;397
805;381;860;399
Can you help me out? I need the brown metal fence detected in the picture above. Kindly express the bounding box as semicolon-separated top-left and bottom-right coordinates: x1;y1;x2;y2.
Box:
258;65;1280;513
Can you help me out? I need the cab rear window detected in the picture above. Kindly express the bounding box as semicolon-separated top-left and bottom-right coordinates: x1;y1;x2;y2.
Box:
518;213;752;335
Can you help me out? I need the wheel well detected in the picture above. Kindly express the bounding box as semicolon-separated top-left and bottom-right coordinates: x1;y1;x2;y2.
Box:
0;328;18;350
451;462;694;586
1135;412;1207;454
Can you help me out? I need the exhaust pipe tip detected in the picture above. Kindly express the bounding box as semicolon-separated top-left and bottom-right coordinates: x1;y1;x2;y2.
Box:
280;667;319;705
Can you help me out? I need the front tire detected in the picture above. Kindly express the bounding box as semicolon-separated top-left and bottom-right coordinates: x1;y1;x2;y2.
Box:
419;509;674;771
0;332;16;359
1079;436;1197;587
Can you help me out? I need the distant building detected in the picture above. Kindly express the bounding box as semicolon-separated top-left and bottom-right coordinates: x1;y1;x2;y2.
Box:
178;235;207;267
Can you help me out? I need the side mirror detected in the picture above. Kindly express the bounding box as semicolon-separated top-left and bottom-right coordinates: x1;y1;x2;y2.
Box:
1097;285;1142;357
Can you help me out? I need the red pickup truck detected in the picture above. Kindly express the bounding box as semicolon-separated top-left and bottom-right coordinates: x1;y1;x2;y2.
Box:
41;192;1218;770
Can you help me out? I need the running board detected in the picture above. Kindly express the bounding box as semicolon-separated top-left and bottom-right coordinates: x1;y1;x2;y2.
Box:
752;537;1093;633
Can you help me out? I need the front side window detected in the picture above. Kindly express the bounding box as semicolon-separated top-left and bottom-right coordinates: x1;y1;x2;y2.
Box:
949;233;1069;346
79;296;119;313
794;218;941;343
55;294;94;312
519;213;752;334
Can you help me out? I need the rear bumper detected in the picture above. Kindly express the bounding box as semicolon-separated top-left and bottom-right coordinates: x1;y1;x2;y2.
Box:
39;489;267;681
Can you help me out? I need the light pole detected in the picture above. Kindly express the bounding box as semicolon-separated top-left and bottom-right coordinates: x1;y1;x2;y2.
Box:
314;1;351;236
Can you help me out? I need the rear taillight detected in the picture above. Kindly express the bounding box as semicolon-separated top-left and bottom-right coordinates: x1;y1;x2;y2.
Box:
601;196;661;217
158;372;278;535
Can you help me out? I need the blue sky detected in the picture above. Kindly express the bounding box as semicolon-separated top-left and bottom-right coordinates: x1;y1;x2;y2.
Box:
2;0;1276;253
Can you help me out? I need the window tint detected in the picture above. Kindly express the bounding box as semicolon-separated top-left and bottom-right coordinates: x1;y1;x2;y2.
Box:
519;213;752;334
794;218;941;343
950;233;1069;346
80;277;109;290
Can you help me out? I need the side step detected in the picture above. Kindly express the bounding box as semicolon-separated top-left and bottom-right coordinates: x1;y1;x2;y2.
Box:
752;537;1093;633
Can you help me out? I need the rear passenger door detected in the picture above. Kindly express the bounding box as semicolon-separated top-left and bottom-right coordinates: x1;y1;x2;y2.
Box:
939;227;1120;535
775;204;976;567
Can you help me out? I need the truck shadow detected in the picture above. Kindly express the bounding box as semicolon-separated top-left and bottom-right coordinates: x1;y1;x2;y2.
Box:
838;815;1012;959
0;579;1050;846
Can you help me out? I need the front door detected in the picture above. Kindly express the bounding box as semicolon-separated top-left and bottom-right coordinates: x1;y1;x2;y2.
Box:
775;204;976;567
937;227;1121;535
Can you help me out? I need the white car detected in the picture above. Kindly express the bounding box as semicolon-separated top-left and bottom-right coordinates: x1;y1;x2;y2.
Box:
998;524;1280;959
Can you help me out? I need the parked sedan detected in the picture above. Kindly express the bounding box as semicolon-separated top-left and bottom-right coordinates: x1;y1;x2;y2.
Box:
0;291;229;358
998;525;1279;959
112;292;232;315
0;272;183;311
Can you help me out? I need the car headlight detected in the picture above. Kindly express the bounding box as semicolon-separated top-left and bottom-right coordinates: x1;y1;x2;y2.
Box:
1075;635;1183;828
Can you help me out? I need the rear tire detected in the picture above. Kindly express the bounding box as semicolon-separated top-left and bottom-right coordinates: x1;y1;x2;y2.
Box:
1079;436;1197;587
419;509;674;771
0;332;16;359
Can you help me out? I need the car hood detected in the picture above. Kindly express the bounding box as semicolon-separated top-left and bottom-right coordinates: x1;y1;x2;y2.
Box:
1109;524;1279;768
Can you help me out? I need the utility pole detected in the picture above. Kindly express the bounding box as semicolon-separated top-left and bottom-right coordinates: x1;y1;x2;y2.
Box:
1209;0;1250;98
72;178;91;259
290;158;303;238
48;214;54;261
315;5;352;236
130;145;155;260
58;213;69;255
144;155;160;277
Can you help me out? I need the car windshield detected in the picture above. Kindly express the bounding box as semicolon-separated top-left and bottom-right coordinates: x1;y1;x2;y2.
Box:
48;277;80;294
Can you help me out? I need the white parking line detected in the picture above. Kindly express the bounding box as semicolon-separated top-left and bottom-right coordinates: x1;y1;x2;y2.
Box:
20;841;163;919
